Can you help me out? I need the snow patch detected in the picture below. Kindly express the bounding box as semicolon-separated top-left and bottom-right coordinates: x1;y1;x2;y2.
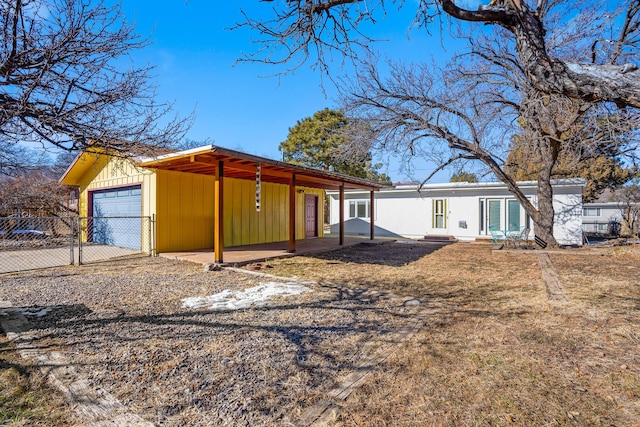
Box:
182;282;312;311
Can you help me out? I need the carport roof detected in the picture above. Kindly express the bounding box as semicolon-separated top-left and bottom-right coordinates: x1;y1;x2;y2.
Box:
137;145;387;191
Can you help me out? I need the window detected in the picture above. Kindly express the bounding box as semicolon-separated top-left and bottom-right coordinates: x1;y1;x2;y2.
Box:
432;199;446;229
583;208;601;216
349;200;369;219
487;199;501;231
479;200;485;232
507;200;521;231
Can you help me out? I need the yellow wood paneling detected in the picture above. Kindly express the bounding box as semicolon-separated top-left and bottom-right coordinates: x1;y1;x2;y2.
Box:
222;177;234;247
279;185;288;241
71;153;326;253
153;169;215;253
217;179;325;247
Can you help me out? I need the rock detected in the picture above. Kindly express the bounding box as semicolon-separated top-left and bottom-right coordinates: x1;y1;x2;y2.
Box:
203;263;222;272
403;299;421;307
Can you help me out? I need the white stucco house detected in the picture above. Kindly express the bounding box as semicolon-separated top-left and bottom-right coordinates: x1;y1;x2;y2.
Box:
328;178;587;246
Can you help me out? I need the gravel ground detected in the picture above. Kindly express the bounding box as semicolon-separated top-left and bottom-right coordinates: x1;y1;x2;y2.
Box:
1;256;423;426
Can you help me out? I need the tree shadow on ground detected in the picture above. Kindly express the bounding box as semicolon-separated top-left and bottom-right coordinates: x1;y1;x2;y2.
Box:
303;240;454;267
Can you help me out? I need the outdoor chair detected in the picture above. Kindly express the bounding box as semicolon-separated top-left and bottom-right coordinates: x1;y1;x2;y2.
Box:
507;227;530;248
489;226;504;245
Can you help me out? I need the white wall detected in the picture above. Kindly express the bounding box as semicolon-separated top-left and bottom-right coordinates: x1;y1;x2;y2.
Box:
328;179;585;246
581;203;624;233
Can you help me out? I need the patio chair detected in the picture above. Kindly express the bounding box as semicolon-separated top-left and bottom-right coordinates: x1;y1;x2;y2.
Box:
507;227;530;248
489;226;504;245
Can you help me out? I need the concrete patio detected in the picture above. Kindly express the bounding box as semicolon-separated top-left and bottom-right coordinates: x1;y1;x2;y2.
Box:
159;236;393;266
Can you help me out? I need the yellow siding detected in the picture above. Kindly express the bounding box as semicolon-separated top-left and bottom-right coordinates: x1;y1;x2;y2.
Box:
155;170;215;253
219;181;323;247
73;153;325;253
224;178;275;247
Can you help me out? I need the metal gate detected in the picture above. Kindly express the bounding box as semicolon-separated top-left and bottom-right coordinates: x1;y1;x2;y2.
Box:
0;216;154;274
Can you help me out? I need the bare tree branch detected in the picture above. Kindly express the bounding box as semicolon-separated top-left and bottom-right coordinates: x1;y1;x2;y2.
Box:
241;0;640;108
0;0;192;162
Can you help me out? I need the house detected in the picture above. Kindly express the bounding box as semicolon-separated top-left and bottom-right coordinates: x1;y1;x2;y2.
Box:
327;179;587;246
581;203;625;234
60;144;384;262
582;190;640;236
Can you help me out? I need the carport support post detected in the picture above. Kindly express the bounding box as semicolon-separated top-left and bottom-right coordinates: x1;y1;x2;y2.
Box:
288;174;296;253
339;182;344;246
214;160;224;263
370;190;375;240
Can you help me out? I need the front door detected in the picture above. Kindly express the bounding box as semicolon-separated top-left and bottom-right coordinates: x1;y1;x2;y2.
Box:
305;195;317;238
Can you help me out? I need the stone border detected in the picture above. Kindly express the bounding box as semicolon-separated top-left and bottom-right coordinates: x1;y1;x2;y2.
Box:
537;253;568;303
0;301;154;427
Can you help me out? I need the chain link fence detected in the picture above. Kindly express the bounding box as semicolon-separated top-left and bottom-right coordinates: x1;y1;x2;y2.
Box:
0;216;154;274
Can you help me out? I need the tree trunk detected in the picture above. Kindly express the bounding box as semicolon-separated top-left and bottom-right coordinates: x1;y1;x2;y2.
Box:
440;0;640;108
533;139;560;248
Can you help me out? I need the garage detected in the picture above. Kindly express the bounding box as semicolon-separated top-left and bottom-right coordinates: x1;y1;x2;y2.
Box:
91;185;142;250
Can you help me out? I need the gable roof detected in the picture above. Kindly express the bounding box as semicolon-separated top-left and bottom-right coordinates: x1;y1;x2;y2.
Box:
58;143;178;187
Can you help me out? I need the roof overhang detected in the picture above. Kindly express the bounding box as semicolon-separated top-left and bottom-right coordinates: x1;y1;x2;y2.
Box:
138;145;386;191
327;178;587;195
59;149;106;186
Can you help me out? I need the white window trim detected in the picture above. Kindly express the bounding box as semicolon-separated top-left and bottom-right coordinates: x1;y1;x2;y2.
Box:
348;200;370;219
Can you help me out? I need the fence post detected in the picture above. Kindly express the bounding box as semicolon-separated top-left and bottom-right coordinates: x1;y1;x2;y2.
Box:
70;217;75;265
151;214;156;257
78;217;83;265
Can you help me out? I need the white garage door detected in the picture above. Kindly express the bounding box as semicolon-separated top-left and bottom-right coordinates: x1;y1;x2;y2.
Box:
91;186;142;250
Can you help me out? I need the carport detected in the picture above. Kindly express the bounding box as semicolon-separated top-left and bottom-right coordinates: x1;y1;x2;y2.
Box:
138;145;385;263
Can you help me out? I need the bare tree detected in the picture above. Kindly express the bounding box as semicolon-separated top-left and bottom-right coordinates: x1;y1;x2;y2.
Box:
338;27;638;245
611;182;640;237
240;0;639;246
0;0;190;169
240;0;640;107
0;170;73;217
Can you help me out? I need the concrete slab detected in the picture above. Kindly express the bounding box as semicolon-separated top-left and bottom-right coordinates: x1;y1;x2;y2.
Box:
159;236;392;266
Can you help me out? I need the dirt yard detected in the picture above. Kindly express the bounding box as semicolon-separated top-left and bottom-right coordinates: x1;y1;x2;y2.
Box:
1;241;639;426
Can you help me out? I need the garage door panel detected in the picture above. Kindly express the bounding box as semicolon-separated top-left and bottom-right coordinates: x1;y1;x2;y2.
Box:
91;186;142;250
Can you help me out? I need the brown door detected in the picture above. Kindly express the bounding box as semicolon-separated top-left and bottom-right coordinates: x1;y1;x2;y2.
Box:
305;195;317;238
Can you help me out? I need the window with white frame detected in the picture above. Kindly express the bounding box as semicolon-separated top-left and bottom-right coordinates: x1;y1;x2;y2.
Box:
349;200;370;219
432;199;447;229
583;207;601;216
507;199;521;231
487;199;501;231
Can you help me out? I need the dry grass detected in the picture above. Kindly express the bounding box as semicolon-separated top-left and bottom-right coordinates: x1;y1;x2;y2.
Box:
261;242;640;426
0;337;76;426
0;242;639;426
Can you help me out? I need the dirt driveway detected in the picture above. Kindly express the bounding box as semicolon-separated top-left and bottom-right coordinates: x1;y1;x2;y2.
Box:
1;241;639;426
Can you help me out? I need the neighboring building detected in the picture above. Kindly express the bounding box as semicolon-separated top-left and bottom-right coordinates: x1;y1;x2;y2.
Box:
582;189;640;236
60;144;383;262
328;179;586;246
581;203;624;234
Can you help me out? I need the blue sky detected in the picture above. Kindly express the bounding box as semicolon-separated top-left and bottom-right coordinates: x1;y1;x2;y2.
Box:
120;1;453;182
